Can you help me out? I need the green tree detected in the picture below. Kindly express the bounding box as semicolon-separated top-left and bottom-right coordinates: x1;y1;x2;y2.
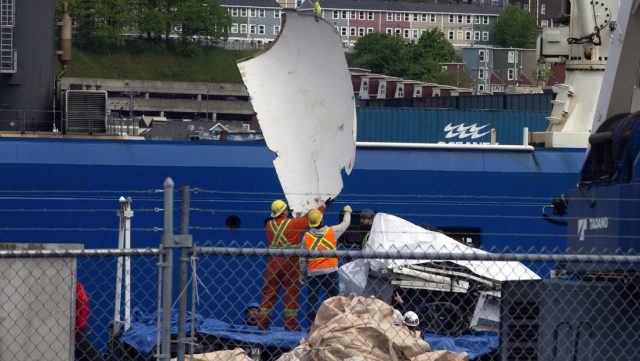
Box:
348;29;463;85
493;4;539;48
178;0;230;41
67;0;134;51
350;33;405;75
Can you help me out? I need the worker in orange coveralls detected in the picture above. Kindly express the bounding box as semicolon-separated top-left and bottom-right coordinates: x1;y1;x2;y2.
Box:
258;198;330;330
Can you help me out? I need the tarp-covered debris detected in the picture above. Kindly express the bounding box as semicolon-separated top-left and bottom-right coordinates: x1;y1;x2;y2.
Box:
238;12;356;214
276;295;468;361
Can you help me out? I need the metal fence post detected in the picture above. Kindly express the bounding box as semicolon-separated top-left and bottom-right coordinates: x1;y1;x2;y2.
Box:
159;178;174;361
176;185;191;361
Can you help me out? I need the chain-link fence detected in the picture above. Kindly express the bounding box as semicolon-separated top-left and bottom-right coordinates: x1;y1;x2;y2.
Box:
1;179;639;361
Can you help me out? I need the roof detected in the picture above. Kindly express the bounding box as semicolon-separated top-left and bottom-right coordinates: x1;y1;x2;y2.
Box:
218;0;281;8
518;73;534;86
490;72;504;85
300;0;502;15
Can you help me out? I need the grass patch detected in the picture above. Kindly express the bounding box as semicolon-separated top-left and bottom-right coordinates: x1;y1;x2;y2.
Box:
62;44;258;83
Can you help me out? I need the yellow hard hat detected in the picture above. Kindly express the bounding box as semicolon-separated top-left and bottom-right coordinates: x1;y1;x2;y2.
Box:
271;199;287;217
308;209;323;227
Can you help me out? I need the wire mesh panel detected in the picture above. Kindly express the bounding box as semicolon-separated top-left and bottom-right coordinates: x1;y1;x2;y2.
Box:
182;245;640;361
0;248;160;361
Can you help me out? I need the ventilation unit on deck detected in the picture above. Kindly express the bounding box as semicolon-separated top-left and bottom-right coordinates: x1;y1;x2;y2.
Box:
64;90;107;134
0;0;16;73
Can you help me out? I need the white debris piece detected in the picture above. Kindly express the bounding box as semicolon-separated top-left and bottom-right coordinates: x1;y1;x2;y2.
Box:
238;12;356;214
340;213;541;296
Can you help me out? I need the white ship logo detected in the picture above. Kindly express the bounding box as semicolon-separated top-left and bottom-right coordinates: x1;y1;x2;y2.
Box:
444;123;491;139
577;218;588;241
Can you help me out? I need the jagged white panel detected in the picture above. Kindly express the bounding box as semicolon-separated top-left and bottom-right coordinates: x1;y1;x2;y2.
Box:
238;12;356;214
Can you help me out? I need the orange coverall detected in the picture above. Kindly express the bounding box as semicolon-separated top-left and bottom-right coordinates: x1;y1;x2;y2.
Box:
258;205;325;330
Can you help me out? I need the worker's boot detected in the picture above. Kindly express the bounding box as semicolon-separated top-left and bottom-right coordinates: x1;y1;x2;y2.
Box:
284;309;299;331
257;308;272;330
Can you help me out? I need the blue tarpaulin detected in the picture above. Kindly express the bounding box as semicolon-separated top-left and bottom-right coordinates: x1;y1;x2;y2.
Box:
120;312;498;359
424;331;499;359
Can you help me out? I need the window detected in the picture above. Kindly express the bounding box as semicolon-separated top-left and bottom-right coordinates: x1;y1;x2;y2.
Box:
359;27;365;37
362;80;368;91
258;25;265;35
387;13;393;21
397;87;404;97
482;31;489;41
395;13;401;21
478;69;485;79
441;65;448;72
274;10;280;18
273;25;280;35
508;69;515;80
367;27;374;34
448;30;454;40
541;4;546;14
240;8;247;17
404;13;410;21
483;16;489;24
404;29;410;38
249;8;256;17
341;11;348;19
258;9;265;17
466;15;472;23
341;27;347;36
395;28;401;36
541;19;549;27
231;8;238;16
414;88;422;97
351;11;356;19
368;12;374;20
413;14;419;22
478;84;485;92
250;24;256;34
508;51;515;63
479;50;485;62
240;23;247;33
457;15;463;23
386;28;393;35
449;14;454;23
475;16;481;24
465;31;471;40
457;30;463;40
350;27;356;36
492;0;498;5
412;29;419;39
231;23;238;33
421;14;427;22
359;11;365;20
430;14;436;22
333;10;339;19
474;31;480;41
523;4;529;11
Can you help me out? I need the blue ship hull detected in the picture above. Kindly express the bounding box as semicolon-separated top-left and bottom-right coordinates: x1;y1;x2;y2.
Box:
0;137;584;346
0;137;583;252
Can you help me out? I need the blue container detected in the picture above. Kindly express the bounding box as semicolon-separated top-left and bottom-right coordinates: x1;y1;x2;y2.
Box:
356;108;549;145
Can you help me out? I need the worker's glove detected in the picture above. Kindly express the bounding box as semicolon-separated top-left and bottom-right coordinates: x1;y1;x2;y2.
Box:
324;197;335;208
343;205;352;213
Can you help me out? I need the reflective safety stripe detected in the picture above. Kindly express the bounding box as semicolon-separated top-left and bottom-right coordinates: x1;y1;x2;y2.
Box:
307;231;336;261
259;307;272;314
269;219;292;248
361;232;370;249
283;309;298;316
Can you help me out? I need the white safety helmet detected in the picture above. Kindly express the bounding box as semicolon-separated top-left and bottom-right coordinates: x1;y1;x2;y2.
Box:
403;311;419;328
